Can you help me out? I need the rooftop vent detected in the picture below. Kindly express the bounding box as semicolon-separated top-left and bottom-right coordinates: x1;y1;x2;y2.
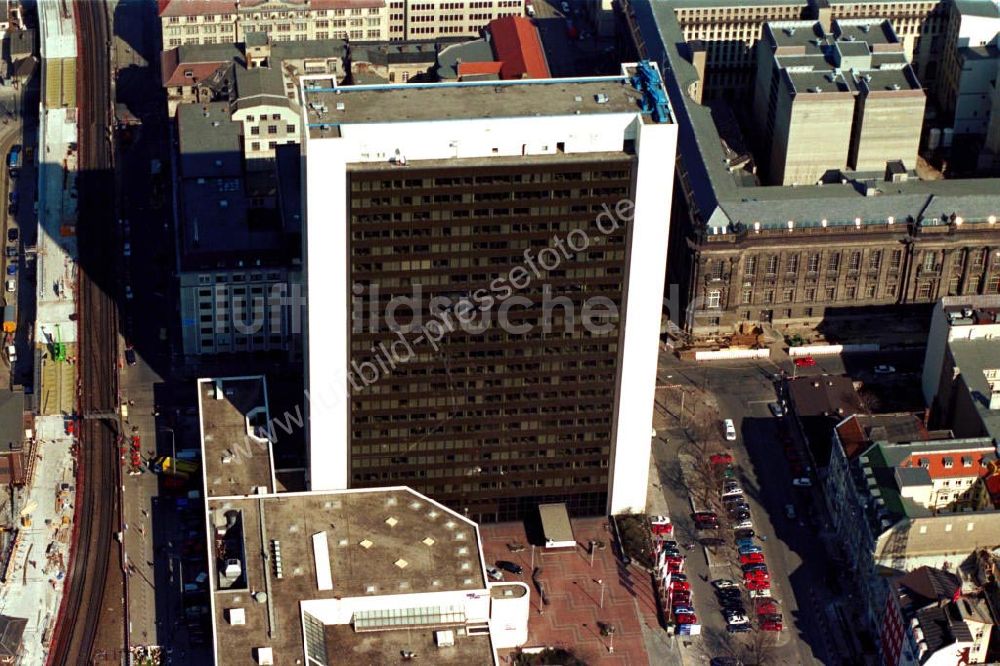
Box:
810;86;823;93
359;539;374;549
423;537;436;546
335;101;345;111
385;516;398;527
409;501;422;510
395;558;409;569
227;608;246;625
595;93;609;104
254;647;274;665
428;510;440;519
785;27;796;36
889;83;901;90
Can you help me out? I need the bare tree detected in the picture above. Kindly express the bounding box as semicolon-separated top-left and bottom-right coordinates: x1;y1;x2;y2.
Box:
737;629;780;665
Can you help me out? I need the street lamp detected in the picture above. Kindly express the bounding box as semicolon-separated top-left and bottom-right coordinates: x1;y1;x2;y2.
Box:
598;578;605;609
607;624;616;654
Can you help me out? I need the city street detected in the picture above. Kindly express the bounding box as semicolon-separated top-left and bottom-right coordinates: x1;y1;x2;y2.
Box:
647;346;916;665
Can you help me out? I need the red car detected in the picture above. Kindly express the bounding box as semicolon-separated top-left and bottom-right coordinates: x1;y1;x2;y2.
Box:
745;578;771;591
650;515;673;536
794;356;816;367
743;569;770;582
669;579;691;592
739;553;765;566
667;558;685;574
761;619;783;632
675;612;698;625
710;453;734;466
671;591;692;606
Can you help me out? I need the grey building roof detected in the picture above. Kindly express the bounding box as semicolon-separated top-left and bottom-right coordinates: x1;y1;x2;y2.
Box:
897;566;961;610
177;102;243;179
630;0;1000;231
955;0;1000;19
351;40;438;67
949;337;1000;443
915;604;974;655
0;615;25;660
0;390;22;451
245;31;268;47
234;64;287;103
7;29;33;61
895;466;931;487
436;39;496;80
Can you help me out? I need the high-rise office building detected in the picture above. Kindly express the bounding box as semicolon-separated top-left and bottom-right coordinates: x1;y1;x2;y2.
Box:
301;65;677;521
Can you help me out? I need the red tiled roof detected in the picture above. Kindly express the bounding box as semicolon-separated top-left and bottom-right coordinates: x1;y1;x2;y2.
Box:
161;48;229;87
984;474;1000;507
898;447;996;480
488;16;551;80
457;61;503;77
159;0;383;17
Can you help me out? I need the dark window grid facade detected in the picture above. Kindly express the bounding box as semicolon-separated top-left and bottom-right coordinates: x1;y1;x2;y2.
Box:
346;159;634;522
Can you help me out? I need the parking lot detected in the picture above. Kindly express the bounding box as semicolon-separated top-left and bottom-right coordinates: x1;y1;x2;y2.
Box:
649;346;927;664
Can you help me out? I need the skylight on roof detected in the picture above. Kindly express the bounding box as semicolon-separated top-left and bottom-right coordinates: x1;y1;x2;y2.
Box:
395;559;409;569
385;516;398;527
422;537;435;547
359;539;374;549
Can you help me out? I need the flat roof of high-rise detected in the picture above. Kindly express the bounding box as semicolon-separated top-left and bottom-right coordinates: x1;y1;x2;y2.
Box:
301;65;673;138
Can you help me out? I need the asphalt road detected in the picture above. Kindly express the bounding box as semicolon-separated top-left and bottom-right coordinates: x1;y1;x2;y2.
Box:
654;351;850;665
652;344;929;664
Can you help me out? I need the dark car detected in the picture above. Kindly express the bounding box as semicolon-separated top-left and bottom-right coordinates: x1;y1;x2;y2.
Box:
6;228;17;243
125;346;137;366
5;246;15;258
495;560;523;575
733;528;755;540
727;623;752;633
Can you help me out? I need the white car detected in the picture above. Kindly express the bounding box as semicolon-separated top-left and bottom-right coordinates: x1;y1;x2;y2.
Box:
722;485;743;498
724;419;737;441
4;279;14;293
486;566;504;581
733;518;753;530
792;477;812;487
725;612;750;625
874;364;896;374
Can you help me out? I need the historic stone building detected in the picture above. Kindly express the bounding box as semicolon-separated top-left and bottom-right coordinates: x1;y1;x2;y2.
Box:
627;0;1000;338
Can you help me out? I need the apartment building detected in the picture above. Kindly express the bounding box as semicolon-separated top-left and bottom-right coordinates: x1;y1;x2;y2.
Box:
397;0;524;40
751;18;925;184
300;64;677;522
158;0;524;47
923;295;1000;441
626;0;1000;340
881;566;996;666
175;104;302;357
196;376;529;665
824;433;1000;651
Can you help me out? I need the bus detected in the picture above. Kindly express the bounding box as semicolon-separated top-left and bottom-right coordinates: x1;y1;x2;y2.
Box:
7;145;21;178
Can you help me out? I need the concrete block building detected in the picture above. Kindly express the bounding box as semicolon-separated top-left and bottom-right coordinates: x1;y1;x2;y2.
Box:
300;65;677;521
752;19;924;185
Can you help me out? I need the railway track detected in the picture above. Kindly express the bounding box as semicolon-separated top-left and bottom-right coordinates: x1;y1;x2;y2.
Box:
47;1;121;664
